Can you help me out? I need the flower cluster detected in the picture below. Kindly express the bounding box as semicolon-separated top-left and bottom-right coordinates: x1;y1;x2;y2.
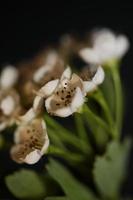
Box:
0;28;129;164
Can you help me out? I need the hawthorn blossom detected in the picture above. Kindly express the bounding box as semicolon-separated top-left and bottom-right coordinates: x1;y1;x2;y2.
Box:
18;50;64;108
0;66;22;131
0;90;22;131
11;117;49;164
79;28;130;65
33;66;104;117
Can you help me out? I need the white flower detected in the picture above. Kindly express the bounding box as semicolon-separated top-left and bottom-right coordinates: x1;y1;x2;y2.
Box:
0;66;21;131
11;118;49;164
79;28;130;64
33;51;64;84
0;90;22;131
0;65;18;89
33;66;104;117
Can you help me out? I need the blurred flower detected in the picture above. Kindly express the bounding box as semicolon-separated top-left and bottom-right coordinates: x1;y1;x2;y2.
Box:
79;28;130;65
0;65;18;89
0;66;22;131
18;50;64;108
11;117;49;164
0;90;23;131
33;66;104;117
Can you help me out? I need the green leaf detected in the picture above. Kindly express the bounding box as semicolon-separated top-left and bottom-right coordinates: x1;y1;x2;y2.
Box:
45;197;68;200
93;140;131;199
5;169;45;199
47;159;98;200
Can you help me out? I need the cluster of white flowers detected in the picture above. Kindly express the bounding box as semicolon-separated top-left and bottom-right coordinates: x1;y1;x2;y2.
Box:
0;28;129;164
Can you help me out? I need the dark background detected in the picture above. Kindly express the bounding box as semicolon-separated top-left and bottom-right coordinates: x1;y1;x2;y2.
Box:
0;2;133;199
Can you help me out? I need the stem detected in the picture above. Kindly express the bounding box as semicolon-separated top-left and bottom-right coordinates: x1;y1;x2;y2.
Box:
91;90;118;139
49;145;84;163
84;104;110;134
45;115;91;154
74;113;88;141
110;65;123;137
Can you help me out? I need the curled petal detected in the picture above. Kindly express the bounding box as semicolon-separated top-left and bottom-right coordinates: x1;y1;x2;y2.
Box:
83;81;96;93
39;79;59;97
18;108;37;124
92;66;105;85
71;87;85;112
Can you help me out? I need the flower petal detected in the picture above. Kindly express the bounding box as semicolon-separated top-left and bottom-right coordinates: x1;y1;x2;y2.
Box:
19;108;36;124
0;66;18;89
83;81;96;93
24;149;42;164
39;79;59;97
115;35;130;58
53;106;73;117
79;48;100;64
60;66;72;80
92;66;105;85
0;96;15;116
45;96;72;117
33;96;44;113
33;64;54;83
71;87;85;112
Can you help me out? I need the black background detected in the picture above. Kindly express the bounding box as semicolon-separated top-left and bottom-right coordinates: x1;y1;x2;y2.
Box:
0;2;133;199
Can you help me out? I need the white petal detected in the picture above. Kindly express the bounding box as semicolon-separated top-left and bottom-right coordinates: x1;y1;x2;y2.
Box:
33;64;54;83
53;107;73;117
115;35;130;58
41;120;47;130
24;149;42;164
39;79;59;97
92;66;105;85
19;108;36;123
60;66;72;80
79;48;100;64
45;96;53;111
41;134;49;154
83;81;96;93
71;87;85;112
0;122;7;131
0;66;18;89
33;96;44;113
0;96;15;116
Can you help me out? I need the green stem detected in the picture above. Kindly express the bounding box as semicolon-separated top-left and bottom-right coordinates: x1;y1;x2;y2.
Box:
45;115;91;154
91;90;118;139
84;104;110;134
48;128;67;150
49;145;84;163
74;113;88;141
110;65;123;137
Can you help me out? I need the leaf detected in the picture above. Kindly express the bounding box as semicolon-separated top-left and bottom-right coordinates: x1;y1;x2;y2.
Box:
93;140;131;199
45;197;68;200
5;169;45;199
47;159;98;200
